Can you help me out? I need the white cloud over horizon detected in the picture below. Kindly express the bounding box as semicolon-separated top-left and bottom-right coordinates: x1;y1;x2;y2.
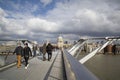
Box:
0;0;120;42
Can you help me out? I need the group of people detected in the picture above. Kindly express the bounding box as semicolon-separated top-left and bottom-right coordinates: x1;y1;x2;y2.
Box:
13;42;54;69
42;42;54;61
13;43;32;69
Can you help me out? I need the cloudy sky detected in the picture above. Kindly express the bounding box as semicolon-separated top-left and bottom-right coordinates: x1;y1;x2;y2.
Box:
0;0;120;43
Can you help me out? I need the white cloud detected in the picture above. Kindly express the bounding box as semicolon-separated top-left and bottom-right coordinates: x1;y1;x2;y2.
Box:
0;8;29;37
0;7;59;41
0;8;7;17
27;18;59;32
46;0;120;36
40;0;53;6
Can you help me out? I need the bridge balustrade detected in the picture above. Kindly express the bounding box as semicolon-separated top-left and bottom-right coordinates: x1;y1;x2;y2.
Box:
62;50;99;80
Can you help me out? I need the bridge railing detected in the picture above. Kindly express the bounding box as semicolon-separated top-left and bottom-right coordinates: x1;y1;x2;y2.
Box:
62;50;99;80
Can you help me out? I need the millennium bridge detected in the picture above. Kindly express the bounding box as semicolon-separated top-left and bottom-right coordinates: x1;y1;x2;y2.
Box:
0;36;120;80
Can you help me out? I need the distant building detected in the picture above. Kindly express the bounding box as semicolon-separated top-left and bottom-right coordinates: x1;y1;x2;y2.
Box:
3;41;17;46
57;36;64;49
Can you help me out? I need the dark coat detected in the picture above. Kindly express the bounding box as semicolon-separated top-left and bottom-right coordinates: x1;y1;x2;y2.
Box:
14;46;23;56
42;43;47;55
112;45;116;53
23;47;32;57
46;43;53;53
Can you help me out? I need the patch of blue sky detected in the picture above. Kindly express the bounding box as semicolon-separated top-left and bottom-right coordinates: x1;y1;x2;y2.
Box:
33;0;56;16
0;0;63;16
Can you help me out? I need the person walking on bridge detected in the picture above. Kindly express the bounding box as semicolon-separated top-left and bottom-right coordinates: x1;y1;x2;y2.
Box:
23;43;32;69
46;43;53;61
42;43;47;61
13;42;23;68
32;44;37;57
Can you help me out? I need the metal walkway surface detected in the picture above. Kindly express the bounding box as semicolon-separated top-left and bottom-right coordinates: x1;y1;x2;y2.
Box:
0;50;63;80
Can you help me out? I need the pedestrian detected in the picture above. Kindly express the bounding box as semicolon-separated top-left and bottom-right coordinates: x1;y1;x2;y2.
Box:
32;44;37;57
116;44;120;54
23;43;32;69
46;43;53;61
112;44;116;55
13;42;23;68
42;43;47;61
39;46;42;56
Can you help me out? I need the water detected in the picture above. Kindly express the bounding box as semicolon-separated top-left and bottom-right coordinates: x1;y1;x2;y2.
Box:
0;55;16;68
80;54;120;80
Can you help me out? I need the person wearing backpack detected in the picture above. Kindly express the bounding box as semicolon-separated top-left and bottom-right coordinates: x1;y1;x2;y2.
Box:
46;43;53;61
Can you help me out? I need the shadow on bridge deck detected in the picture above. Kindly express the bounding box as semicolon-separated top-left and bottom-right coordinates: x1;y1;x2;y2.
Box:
0;50;65;80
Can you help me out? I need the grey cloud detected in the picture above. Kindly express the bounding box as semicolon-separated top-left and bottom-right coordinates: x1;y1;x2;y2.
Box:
1;0;120;42
48;0;120;36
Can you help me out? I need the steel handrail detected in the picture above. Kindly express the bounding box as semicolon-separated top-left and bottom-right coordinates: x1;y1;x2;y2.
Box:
62;50;99;80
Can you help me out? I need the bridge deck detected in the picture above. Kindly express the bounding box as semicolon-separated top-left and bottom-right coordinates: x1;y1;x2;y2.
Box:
0;50;64;80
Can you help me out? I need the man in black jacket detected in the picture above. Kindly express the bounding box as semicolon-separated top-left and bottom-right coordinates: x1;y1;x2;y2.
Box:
13;43;23;68
46;43;53;61
23;43;32;69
